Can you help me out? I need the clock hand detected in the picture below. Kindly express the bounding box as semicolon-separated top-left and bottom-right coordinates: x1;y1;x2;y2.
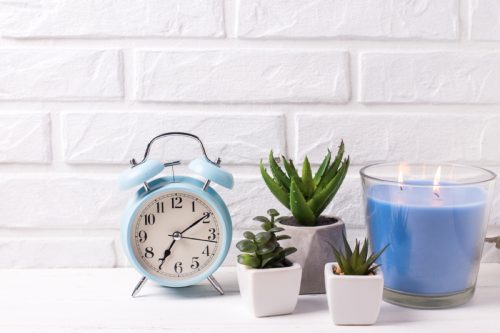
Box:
168;235;217;243
158;239;176;270
180;215;207;234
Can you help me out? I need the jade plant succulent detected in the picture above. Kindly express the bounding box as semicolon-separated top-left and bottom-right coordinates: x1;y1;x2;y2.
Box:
332;232;388;276
236;209;297;269
260;140;350;226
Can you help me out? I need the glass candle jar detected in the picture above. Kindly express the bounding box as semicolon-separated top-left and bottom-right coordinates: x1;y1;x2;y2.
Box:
360;163;496;309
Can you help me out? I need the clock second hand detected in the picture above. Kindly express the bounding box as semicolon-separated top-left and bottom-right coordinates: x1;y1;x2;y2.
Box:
168;235;217;243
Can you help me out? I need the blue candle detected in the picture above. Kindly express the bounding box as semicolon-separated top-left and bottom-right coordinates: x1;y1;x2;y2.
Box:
366;182;487;295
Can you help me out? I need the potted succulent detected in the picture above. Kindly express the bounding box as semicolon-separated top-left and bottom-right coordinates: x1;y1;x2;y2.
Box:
236;209;301;317
325;233;388;325
260;140;349;294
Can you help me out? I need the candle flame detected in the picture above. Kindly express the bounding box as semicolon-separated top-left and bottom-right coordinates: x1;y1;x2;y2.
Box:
433;166;442;196
398;163;408;191
398;167;404;190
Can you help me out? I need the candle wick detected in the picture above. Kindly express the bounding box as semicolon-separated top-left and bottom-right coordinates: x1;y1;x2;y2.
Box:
433;192;440;199
399;185;403;191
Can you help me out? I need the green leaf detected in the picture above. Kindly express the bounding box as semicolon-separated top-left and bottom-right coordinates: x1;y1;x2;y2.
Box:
308;157;349;217
268;227;285;233
268;151;291;191
267;208;280;217
283;247;297;257
237;254;260;268
290;179;317;226
317;140;345;191
314;149;331;186
253;216;270;223
261;222;273;231
236;239;256;253
301;157;315;199
276;234;291;241
360;238;369;262
243;231;255;240
256;242;277;255
282;157;307;194
255;231;272;244
260;160;290;209
341;231;352;257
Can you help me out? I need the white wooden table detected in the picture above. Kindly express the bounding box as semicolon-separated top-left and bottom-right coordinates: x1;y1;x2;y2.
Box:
1;264;499;332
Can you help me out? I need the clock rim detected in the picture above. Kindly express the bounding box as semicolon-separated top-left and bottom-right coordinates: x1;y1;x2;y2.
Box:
121;176;232;288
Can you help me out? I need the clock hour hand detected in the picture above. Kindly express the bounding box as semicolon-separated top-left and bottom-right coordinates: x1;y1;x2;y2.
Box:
158;239;176;270
180;215;207;234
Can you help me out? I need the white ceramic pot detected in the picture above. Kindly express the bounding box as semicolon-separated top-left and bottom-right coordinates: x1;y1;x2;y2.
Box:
237;262;302;317
324;262;383;325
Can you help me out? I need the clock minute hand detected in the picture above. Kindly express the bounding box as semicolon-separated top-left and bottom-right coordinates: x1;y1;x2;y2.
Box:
180;215;207;234
158;239;176;270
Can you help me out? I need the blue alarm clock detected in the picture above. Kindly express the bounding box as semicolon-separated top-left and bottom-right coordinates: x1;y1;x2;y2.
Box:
119;132;234;297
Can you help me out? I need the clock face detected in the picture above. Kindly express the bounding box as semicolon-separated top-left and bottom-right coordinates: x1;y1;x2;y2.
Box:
131;190;223;280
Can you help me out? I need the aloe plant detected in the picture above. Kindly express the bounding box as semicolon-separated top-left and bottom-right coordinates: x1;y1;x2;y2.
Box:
236;209;297;269
260;141;350;226
332;232;388;276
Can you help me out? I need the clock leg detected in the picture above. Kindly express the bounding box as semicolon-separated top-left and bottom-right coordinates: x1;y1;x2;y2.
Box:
131;276;148;297
207;275;224;295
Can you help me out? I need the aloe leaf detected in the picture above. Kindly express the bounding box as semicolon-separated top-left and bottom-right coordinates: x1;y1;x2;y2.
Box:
282;157;307;194
341;231;352;257
301;157;315;199
317;140;345;191
290;179;316;226
268;151;291;191
314;149;331;186
360;238;369;262
308;157;349;216
260;160;290;209
351;240;360;272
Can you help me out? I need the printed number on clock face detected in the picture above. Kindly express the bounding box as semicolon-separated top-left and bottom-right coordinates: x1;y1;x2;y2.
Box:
132;191;222;280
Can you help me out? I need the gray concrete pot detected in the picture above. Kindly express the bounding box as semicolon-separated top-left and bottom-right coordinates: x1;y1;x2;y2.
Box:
277;216;346;294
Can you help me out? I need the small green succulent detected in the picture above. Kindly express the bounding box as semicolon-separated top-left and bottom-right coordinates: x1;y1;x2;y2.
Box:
236;209;297;269
260;140;349;226
332;232;388;276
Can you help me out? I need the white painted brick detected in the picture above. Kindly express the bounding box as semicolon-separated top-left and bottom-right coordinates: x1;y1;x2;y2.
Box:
0;0;224;38
220;176;283;230
360;52;500;104
238;0;458;40
0;176;127;228
0;50;123;101
470;0;500;41
0;238;115;268
296;113;483;164
0;113;51;163
62;112;285;164
135;50;349;103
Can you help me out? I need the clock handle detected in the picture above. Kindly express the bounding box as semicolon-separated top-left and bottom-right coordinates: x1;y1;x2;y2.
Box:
130;132;218;167
207;275;224;295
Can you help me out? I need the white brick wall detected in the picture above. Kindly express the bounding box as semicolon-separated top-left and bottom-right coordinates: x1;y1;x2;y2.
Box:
0;0;499;268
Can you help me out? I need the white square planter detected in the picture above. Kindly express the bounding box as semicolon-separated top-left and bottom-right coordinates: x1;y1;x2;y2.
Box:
237;262;302;317
324;262;383;325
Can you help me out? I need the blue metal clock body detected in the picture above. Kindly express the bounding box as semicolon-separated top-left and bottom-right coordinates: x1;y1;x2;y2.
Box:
118;132;234;295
